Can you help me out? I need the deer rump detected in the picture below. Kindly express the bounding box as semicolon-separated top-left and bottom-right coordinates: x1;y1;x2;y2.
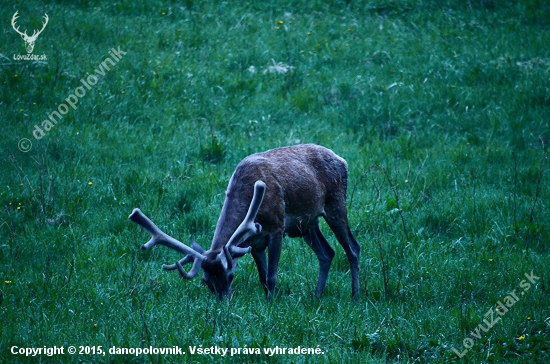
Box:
130;144;360;300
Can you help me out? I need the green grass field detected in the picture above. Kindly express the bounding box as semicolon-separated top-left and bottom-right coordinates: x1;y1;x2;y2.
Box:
1;0;549;362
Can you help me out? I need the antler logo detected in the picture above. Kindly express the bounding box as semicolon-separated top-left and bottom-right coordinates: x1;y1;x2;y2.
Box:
11;11;49;54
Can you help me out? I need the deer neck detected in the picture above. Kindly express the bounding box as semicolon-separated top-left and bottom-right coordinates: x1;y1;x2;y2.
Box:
210;194;249;251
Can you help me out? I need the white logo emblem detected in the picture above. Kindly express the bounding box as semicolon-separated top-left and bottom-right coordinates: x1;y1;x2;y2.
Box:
11;11;49;54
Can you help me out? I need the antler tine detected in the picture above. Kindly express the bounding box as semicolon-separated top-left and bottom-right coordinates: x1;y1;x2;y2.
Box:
174;259;204;279
162;255;194;271
11;11;27;37
128;209;205;264
162;255;204;280
28;13;49;39
36;14;48;36
225;180;266;250
161;235;205;277
223;245;233;270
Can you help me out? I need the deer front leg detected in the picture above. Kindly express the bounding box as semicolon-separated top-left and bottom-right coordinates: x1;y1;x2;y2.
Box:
266;232;284;300
303;223;335;298
251;249;268;295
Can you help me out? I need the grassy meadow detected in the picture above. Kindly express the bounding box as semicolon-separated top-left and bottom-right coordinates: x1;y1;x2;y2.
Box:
1;0;549;362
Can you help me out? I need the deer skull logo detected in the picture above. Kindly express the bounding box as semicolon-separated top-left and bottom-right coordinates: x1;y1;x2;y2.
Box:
11;11;49;54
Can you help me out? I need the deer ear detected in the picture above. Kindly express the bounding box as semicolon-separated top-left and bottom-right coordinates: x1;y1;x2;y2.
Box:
254;222;262;234
189;235;205;254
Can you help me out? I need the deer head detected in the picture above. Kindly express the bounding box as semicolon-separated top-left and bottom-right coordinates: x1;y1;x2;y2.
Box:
11;11;49;54
129;180;266;301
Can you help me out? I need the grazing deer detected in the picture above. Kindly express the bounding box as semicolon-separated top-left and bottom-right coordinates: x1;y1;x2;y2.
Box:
11;11;49;54
129;144;360;301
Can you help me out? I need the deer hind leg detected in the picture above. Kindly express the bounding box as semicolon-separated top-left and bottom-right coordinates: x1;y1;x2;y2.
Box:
303;221;335;298
323;204;361;299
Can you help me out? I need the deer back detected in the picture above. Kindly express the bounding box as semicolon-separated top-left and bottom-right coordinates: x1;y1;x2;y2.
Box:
213;144;348;243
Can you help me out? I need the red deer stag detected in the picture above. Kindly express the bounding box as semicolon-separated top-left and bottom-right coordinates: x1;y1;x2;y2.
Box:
129;144;360;301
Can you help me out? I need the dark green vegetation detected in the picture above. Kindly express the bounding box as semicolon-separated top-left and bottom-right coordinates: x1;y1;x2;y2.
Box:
1;0;549;362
